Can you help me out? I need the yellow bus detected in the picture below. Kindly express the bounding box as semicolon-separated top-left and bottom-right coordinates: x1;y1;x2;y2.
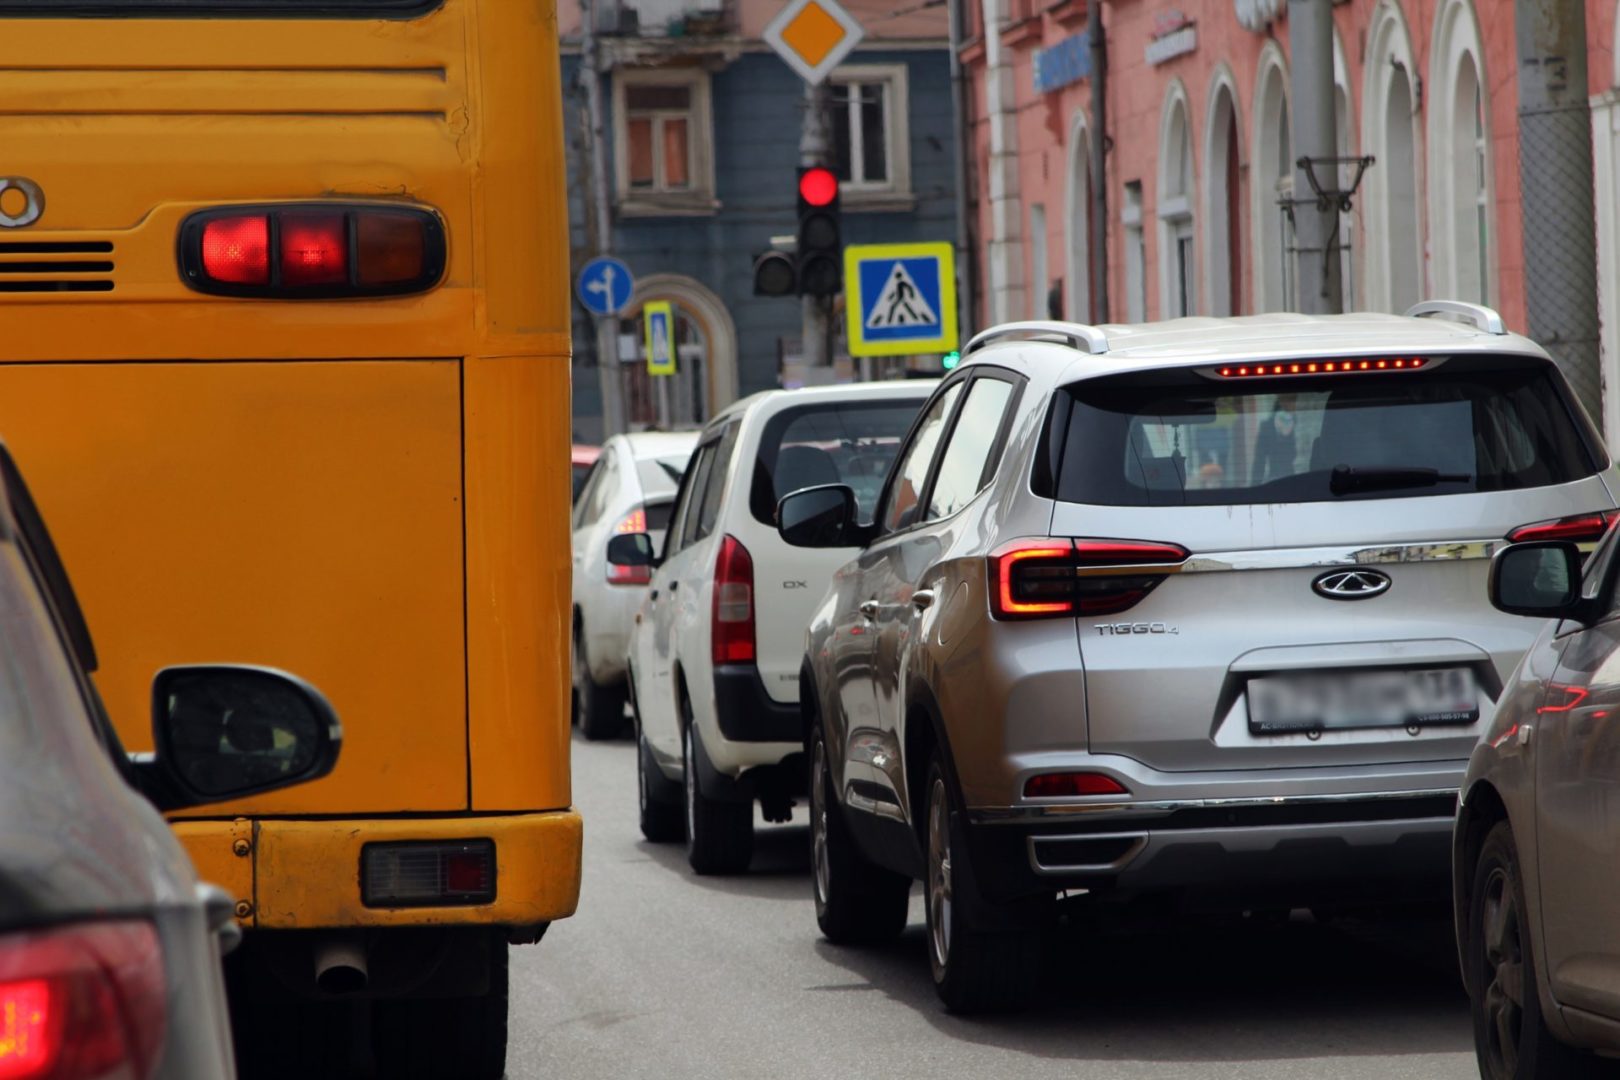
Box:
0;1;579;1075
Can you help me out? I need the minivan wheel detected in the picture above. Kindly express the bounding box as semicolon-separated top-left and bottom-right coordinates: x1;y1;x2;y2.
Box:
638;729;684;843
683;719;753;875
924;756;1042;1014
810;725;910;944
572;627;626;740
1468;822;1605;1080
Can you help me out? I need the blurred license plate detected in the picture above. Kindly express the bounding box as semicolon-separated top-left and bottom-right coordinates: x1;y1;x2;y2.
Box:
1247;668;1478;735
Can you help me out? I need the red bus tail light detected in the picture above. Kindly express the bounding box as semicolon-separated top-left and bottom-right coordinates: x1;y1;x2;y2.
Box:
989;538;1189;620
0;921;166;1080
712;534;756;664
1507;511;1619;544
180;203;445;298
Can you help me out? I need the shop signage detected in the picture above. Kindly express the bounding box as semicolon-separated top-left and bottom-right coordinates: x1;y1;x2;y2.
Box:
1033;29;1091;94
1144;12;1196;66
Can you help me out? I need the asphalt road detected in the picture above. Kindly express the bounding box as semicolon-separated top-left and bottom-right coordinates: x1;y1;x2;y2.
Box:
508;732;1479;1080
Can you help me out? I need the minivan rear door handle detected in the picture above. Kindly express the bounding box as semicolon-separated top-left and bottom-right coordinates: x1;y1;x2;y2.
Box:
859;600;880;620
911;589;936;610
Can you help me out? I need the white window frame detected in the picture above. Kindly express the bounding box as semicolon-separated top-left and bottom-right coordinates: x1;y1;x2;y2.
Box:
612;68;718;217
1157;82;1196;319
828;63;914;211
1427;0;1495;307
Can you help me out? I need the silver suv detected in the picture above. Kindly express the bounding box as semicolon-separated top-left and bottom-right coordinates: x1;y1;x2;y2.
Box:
776;303;1619;1013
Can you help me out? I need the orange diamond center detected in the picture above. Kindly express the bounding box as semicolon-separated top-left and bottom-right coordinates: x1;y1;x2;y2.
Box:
780;1;847;68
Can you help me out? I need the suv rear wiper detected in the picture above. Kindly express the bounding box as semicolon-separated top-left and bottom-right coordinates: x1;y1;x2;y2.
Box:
1329;465;1471;496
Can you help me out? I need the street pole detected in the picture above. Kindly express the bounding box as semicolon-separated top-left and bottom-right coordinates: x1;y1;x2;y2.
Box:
1516;0;1602;420
800;81;833;372
581;0;627;435
1287;0;1342;314
947;0;976;341
1087;0;1109;324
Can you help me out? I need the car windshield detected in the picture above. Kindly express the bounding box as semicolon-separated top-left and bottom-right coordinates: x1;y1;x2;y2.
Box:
1045;357;1602;506
750;399;926;524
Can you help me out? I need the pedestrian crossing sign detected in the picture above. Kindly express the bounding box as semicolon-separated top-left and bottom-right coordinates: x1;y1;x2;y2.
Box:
644;300;676;376
844;242;957;357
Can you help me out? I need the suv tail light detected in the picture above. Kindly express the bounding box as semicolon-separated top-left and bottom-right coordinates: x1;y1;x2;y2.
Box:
0;921;166;1080
1024;772;1128;798
989;538;1189;620
1507;511;1619;544
606;507;653;586
712;534;756;664
180;203;446;298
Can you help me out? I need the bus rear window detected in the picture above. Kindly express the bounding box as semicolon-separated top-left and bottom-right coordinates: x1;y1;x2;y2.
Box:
0;0;437;14
1043;358;1604;507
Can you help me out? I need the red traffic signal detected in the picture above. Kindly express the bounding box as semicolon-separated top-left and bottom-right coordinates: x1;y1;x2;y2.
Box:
798;166;839;208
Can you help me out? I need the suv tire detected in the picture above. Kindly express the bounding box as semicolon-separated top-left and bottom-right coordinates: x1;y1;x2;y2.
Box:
1468;821;1607;1079
924;754;1042;1014
638;729;684;842
573;626;626;741
684;718;753;875
810;722;910;944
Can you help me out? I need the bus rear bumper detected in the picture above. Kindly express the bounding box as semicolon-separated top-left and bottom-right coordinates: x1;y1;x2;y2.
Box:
176;810;583;931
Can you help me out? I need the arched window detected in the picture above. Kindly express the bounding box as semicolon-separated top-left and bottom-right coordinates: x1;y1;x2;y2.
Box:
1362;1;1423;312
1430;0;1492;305
1158;83;1196;317
1064;114;1092;322
1203;70;1243;316
1253;46;1291;312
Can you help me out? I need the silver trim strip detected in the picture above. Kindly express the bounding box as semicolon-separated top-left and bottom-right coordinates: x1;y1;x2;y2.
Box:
1027;833;1148;876
972;787;1460;824
1071;538;1501;578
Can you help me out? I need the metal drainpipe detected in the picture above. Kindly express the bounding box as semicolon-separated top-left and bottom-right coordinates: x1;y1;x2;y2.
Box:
949;0;978;340
1087;0;1108;324
1287;0;1341;314
1516;0;1602;420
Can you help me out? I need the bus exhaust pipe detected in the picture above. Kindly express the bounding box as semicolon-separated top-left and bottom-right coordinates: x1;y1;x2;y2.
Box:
313;936;368;995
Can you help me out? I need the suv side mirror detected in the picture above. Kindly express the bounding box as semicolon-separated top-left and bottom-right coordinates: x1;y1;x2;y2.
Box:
777;484;863;549
607;532;658;568
1490;541;1586;621
140;665;342;811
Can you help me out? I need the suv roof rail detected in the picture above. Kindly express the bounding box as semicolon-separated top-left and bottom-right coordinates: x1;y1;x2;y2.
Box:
963;320;1110;357
1403;300;1507;336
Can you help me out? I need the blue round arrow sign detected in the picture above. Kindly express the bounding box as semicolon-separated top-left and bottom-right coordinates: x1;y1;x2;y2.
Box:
576;256;635;316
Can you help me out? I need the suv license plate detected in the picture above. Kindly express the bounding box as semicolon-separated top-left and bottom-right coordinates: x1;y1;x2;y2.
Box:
1247;668;1478;735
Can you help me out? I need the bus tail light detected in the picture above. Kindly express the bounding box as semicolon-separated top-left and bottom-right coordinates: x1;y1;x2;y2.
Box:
180;204;446;298
361;841;496;908
0;921;166;1080
989;538;1189;620
712;535;756;665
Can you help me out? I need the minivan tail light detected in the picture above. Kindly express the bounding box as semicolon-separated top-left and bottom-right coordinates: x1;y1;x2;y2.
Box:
0;921;166;1080
1507;511;1619;544
712;534;756;664
989;538;1189;620
180;203;445;298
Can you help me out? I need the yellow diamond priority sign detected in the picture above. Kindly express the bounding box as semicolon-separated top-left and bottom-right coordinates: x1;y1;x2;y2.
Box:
763;0;866;85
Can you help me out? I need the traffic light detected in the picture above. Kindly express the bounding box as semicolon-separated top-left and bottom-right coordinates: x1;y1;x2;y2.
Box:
752;250;796;297
796;165;841;297
941;351;961;371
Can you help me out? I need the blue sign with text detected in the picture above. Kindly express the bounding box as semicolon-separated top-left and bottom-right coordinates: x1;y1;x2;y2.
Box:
1033;29;1091;94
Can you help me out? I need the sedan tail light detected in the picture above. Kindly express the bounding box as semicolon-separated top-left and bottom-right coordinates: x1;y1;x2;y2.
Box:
0;921;166;1080
989;538;1189;620
1507;511;1619;544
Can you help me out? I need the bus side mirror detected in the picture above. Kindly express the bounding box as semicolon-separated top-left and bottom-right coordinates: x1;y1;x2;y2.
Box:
138;665;342;812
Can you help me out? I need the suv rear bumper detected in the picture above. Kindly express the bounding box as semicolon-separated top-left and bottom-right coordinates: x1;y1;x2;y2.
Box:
964;790;1456;909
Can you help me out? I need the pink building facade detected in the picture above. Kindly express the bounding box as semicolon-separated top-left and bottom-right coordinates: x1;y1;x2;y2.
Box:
962;0;1620;436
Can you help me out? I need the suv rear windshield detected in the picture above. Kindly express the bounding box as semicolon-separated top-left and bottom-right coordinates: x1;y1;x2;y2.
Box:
1042;358;1604;506
750;399;924;525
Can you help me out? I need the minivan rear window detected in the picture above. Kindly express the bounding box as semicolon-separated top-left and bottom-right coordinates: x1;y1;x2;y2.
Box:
750;399;926;525
1043;358;1604;506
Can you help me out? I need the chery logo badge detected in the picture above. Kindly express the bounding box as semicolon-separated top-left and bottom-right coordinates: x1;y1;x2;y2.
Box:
1312;569;1392;601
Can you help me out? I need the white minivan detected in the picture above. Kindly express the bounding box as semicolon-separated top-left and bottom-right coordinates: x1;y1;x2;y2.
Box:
571;430;699;739
616;382;933;873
